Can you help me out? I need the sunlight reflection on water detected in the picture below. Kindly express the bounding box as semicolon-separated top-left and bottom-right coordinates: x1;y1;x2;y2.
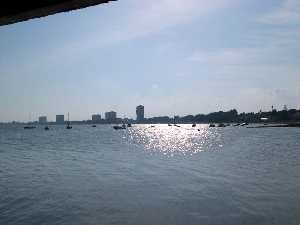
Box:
126;124;223;156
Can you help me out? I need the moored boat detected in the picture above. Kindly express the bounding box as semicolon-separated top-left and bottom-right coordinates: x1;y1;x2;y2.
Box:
113;125;126;130
66;113;72;129
24;126;36;129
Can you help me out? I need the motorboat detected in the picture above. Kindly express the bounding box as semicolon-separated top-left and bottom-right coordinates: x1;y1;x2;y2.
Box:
24;126;36;129
113;125;126;130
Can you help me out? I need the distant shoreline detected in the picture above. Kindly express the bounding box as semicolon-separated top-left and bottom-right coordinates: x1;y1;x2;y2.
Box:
2;108;300;125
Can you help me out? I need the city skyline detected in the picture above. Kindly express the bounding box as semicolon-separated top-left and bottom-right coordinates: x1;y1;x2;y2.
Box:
1;0;300;122
3;104;297;123
4;103;294;123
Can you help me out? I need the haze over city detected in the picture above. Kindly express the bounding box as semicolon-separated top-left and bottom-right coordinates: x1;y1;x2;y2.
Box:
1;0;300;122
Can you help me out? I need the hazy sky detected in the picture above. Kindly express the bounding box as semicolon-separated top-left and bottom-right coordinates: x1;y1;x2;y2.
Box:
0;0;300;122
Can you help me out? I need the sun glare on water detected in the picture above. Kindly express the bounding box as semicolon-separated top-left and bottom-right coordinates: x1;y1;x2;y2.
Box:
126;124;223;156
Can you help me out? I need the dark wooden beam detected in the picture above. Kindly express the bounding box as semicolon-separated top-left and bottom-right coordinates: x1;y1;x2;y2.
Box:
0;0;116;26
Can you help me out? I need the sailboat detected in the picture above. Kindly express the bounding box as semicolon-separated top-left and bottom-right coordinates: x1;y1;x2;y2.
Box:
24;113;36;129
66;113;72;129
173;116;181;127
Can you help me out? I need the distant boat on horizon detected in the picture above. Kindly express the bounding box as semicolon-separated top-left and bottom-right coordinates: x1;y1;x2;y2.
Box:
113;125;126;130
66;113;72;129
24;125;36;129
113;122;126;130
24;113;36;129
173;116;181;127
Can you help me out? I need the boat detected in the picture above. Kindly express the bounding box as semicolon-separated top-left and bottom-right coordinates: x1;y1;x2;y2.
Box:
44;126;49;130
218;123;226;127
209;124;215;127
173;116;180;127
24;125;36;129
113;125;126;130
233;123;240;126
66;113;72;129
113;122;126;130
92;125;96;127
192;123;196;127
24;113;36;129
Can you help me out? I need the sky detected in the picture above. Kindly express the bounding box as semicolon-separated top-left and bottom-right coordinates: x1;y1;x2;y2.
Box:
0;0;300;122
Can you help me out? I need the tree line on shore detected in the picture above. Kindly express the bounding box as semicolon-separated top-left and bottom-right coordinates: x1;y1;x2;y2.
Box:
144;108;300;124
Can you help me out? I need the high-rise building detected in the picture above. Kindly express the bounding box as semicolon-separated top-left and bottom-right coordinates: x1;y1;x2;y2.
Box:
56;115;64;124
105;111;117;122
38;116;47;124
136;105;144;122
92;114;101;122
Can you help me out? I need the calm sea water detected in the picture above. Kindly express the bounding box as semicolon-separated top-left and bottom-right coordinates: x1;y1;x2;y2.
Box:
1;124;300;225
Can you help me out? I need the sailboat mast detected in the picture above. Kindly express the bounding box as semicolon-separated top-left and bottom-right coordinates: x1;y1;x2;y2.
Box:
66;112;72;129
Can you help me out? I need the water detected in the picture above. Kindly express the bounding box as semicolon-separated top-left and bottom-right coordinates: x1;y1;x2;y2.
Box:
1;124;300;225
